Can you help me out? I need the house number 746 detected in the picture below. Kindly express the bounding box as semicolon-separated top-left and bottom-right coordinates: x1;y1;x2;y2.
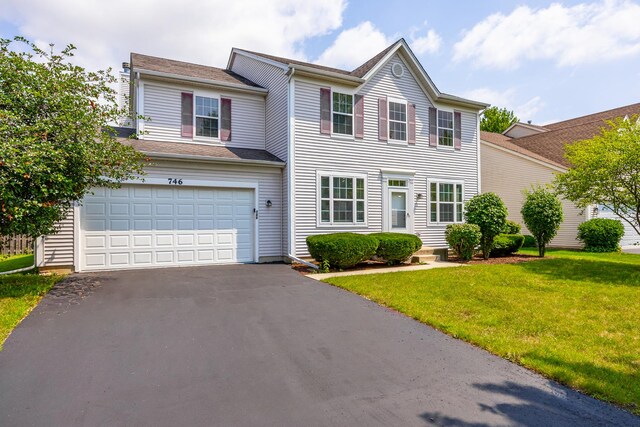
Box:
167;178;183;185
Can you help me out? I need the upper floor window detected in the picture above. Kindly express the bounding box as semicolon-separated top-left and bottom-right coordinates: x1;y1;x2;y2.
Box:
195;96;219;138
319;173;366;225
332;92;353;135
429;180;464;223
437;110;454;147
388;100;407;141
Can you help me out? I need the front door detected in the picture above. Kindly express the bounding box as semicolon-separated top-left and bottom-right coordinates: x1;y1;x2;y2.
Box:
389;189;409;233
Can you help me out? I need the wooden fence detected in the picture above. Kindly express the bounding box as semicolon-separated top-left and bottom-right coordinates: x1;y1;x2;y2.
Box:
0;236;33;257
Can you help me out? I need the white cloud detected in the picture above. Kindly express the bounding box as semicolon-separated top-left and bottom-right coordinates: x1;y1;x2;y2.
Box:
453;0;640;69
410;29;442;55
314;21;391;70
463;87;544;122
2;0;346;72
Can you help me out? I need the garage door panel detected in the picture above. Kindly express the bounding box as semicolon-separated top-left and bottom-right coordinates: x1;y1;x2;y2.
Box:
81;185;255;271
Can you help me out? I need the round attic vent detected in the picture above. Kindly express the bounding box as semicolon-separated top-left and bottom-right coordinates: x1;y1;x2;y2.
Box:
391;63;404;78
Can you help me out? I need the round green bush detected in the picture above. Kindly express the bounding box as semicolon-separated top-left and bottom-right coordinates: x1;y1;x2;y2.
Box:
369;232;422;264
502;220;522;234
465;193;508;259
522;235;537;248
577;218;625;252
490;234;525;257
306;233;379;269
445;223;481;261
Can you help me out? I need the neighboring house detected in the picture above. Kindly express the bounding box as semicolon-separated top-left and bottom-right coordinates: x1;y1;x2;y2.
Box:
35;39;488;273
481;103;640;248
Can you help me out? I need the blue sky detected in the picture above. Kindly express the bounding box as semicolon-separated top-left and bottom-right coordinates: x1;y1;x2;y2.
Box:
2;0;640;124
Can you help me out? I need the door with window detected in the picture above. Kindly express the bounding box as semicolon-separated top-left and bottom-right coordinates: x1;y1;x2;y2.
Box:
384;179;412;233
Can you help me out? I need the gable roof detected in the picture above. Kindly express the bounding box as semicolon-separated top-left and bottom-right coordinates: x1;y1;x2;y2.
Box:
231;39;489;110
482;103;640;168
130;53;262;88
480;131;566;170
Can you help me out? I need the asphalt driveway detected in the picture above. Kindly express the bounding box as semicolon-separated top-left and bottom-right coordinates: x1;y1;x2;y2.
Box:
0;264;637;427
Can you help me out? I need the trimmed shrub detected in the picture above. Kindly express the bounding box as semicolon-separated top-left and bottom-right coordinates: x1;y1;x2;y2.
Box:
306;233;379;270
577;218;625;252
445;223;482;261
465;193;508;259
523;235;537;248
370;232;422;264
490;234;525;257
521;187;563;257
502;220;522;234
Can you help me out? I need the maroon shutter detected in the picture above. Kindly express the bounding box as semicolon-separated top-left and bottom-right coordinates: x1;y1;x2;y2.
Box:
454;111;462;150
320;88;331;134
378;97;387;141
354;94;364;139
181;92;193;138
220;98;232;141
408;103;416;144
429;107;437;147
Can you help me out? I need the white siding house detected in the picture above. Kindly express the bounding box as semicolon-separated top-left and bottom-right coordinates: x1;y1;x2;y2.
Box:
37;39;487;272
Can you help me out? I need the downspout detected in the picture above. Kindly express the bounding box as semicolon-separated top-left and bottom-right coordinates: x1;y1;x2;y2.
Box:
0;240;37;275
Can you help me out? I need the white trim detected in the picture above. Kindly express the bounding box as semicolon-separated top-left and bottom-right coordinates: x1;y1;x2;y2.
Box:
229;49;290;72
477;113;482;194
287;73;296;256
35;236;45;268
503;121;547;136
480;140;567;173
427;178;465;226
137;81;144;135
73;202;80;271
136;68;269;95
316;171;368;227
192;91;221;143
381;171;415;233
380;167;416;176
330;89;355;138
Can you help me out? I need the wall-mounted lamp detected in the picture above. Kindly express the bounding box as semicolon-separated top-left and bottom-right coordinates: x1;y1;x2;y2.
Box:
266;200;273;208
416;193;423;199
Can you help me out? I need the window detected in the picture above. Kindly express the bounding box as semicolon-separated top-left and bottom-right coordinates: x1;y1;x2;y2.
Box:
388;179;407;187
389;101;407;141
437;110;454;147
319;174;366;225
332;92;353;135
195;96;219;138
429;181;464;223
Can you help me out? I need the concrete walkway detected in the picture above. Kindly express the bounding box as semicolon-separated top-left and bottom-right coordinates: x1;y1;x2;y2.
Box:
309;260;463;280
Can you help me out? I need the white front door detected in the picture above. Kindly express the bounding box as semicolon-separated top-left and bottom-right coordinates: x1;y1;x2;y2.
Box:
389;189;410;233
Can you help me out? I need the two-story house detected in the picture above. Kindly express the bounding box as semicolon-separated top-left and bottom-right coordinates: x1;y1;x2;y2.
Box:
36;39;488;272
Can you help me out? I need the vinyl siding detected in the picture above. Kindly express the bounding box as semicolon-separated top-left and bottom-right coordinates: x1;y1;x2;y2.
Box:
40;161;283;269
481;142;585;248
141;80;266;150
41;209;74;267
230;53;290;254
596;208;640;247
292;53;480;256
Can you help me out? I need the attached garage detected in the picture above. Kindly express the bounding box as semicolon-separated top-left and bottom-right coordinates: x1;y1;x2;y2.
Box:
80;184;256;271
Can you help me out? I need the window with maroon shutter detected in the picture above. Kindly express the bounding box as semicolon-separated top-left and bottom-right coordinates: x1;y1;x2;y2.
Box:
354;94;364;139
428;107;437;147
378;97;388;141
320;88;331;134
408;103;416;144
454;111;462;150
181;92;193;138
220;98;231;141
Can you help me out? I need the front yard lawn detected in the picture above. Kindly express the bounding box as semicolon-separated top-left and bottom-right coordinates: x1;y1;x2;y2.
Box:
0;255;63;349
324;248;640;414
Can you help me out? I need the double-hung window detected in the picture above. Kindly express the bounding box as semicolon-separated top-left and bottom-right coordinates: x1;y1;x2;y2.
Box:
195;96;219;138
429;180;464;223
437;110;454;147
388;100;407;141
332;92;353;135
319;174;366;225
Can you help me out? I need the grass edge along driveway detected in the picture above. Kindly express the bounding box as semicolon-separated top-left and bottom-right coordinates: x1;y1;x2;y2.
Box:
0;254;63;350
323;249;640;415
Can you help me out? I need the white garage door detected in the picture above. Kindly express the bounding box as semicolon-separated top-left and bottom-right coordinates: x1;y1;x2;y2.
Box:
80;185;255;271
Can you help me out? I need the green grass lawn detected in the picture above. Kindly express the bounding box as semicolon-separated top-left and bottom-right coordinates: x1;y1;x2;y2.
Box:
0;253;34;273
324;248;640;414
0;255;63;350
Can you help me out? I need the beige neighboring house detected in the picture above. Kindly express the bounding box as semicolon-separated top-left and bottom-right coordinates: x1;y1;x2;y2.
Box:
481;103;640;248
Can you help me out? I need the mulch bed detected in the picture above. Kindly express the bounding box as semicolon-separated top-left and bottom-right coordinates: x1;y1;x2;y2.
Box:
447;253;544;264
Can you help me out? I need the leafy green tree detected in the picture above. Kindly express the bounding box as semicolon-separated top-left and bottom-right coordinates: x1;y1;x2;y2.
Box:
480;106;518;133
0;37;146;239
521;187;563;257
555;116;640;236
464;193;508;259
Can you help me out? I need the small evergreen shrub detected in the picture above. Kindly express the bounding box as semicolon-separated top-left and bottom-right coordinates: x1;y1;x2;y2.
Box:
465;193;508;259
521;187;563;257
370;233;422;264
445;223;482;261
502;220;522;234
522;235;537;248
490;234;525;257
577;218;625;252
306;233;379;270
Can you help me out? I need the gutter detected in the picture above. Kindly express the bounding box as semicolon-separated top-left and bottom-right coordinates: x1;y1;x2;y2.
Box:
289;64;365;86
0;241;36;276
287;254;319;270
142;151;285;168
